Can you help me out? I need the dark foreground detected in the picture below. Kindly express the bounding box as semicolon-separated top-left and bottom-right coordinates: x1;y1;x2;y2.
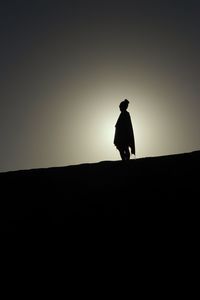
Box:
0;151;199;232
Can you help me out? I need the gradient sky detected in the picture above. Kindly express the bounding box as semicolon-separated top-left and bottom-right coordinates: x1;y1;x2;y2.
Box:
0;0;200;171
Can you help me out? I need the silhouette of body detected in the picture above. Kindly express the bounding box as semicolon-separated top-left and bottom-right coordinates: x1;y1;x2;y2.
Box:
114;99;135;161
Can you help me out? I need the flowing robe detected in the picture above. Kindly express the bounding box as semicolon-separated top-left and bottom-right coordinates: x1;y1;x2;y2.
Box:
114;111;135;155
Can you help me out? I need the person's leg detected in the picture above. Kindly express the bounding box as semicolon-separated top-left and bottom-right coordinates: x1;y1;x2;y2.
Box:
124;147;130;160
119;149;126;161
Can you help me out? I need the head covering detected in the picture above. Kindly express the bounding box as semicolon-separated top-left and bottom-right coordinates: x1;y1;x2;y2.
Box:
119;99;129;111
124;99;129;105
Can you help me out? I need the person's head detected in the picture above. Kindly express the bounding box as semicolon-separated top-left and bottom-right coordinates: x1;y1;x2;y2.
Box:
119;99;129;112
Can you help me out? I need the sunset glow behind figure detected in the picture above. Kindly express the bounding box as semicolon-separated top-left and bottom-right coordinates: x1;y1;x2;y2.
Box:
0;1;200;171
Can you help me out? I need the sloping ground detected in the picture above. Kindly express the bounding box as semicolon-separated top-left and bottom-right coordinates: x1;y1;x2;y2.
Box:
0;150;199;231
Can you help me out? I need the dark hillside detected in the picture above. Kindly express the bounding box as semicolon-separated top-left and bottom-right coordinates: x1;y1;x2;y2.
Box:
0;151;199;232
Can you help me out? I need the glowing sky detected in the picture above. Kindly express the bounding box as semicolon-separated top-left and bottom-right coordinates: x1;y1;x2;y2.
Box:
0;0;200;171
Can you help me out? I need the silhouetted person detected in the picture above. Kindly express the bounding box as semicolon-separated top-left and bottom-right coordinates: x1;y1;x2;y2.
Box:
114;99;135;161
